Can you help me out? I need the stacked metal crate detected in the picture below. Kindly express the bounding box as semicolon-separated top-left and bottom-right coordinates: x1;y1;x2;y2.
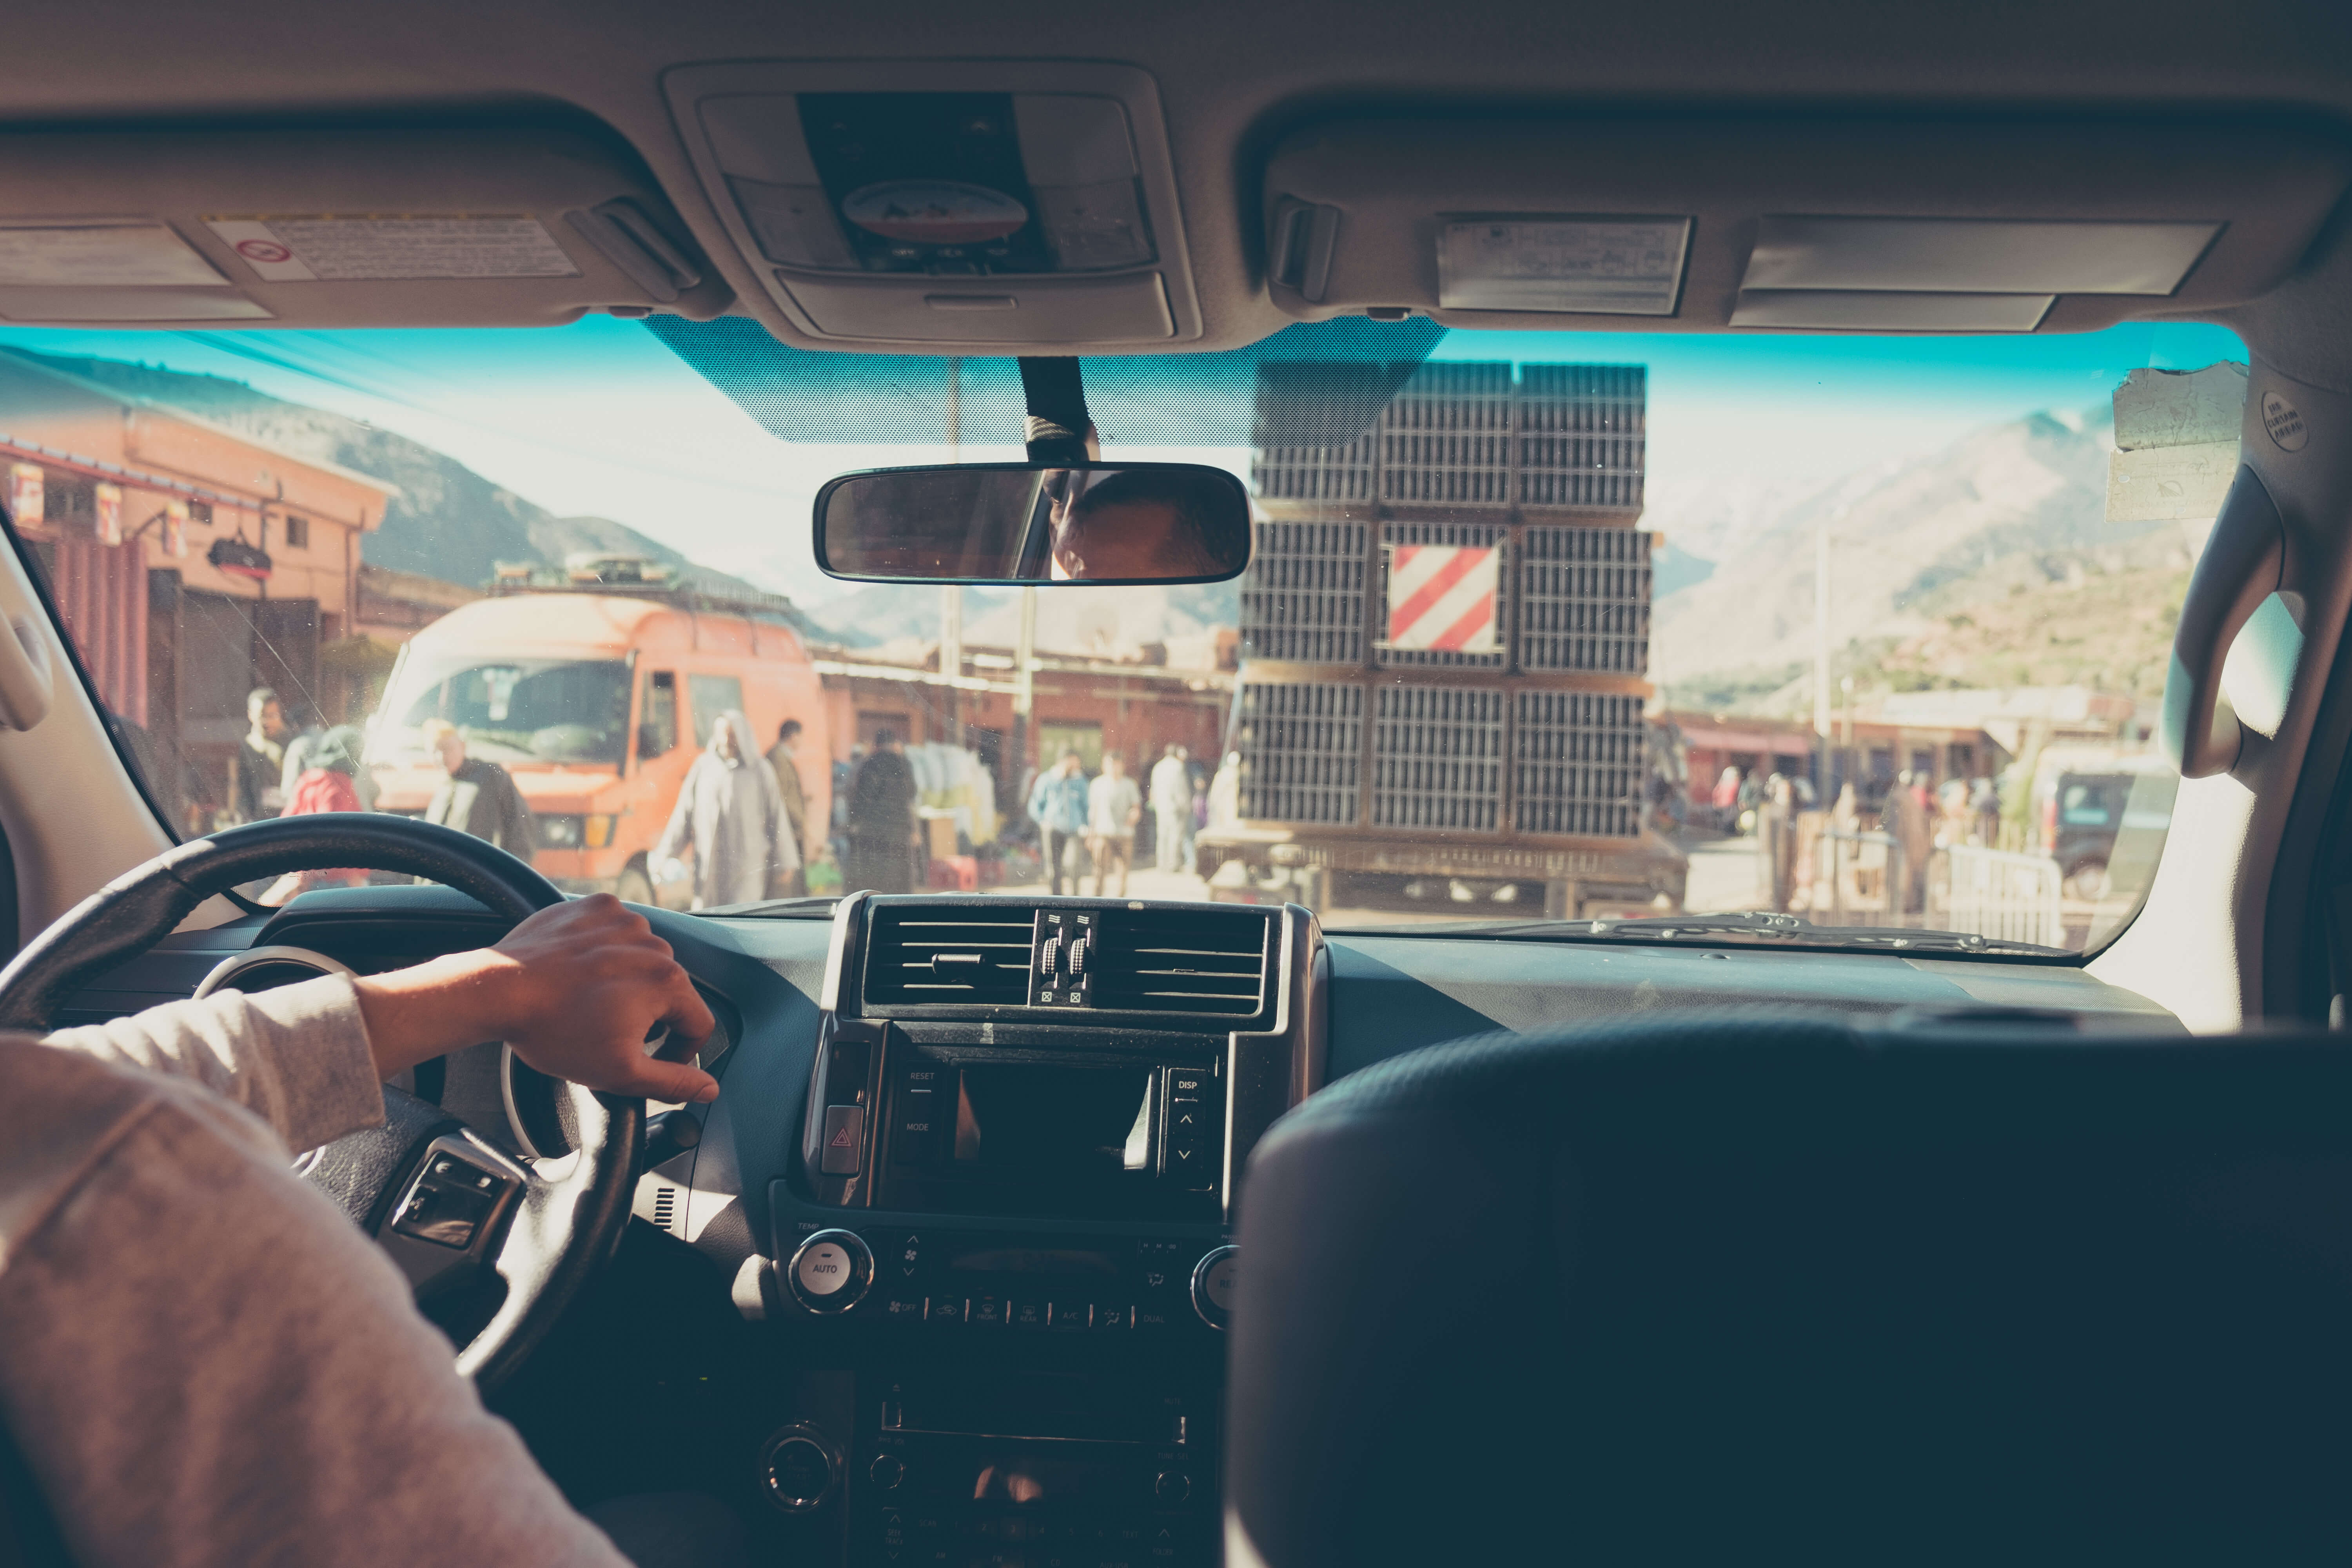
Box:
1240;359;1651;843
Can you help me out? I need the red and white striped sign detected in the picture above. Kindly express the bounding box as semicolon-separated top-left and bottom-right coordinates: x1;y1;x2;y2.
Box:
1386;544;1499;652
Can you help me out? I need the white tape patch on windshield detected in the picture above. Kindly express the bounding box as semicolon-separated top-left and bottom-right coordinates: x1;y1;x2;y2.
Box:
204;215;580;282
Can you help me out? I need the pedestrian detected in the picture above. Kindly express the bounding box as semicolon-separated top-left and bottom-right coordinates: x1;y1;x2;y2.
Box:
1085;751;1142;897
419;719;535;860
650;709;799;910
232;687;290;824
844;729;918;895
1886;768;1934;915
766;718;810;898
1759;773;1797;912
1711;765;1741;833
1027;750;1090;897
258;725;372;906
1150;744;1195;875
1207;749;1242;830
276;704;327;805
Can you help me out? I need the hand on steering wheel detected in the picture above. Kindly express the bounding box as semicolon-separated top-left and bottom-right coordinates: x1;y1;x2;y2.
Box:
356;895;720;1104
0;815;685;1389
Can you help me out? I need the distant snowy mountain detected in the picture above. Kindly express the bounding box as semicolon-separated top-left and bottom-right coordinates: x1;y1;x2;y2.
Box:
1650;405;2197;706
798;580;1239;659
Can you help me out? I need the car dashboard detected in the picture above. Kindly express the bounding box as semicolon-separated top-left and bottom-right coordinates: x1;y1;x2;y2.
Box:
68;884;2177;1567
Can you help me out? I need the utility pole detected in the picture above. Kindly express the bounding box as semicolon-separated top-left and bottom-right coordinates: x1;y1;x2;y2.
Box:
1813;519;1832;796
1012;585;1036;790
941;357;964;747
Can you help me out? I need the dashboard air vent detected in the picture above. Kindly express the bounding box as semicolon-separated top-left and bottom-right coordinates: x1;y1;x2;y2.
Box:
866;906;1036;1006
1093;909;1272;1018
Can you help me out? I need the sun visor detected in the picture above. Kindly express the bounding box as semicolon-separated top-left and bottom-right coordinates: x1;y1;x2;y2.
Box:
661;61;1203;350
0;120;732;328
1260;118;2352;333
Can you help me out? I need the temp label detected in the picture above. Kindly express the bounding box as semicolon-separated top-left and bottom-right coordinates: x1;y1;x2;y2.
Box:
205;215;581;281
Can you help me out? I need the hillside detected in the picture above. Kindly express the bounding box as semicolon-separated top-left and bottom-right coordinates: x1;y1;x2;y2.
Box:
1651;408;2200;713
800;579;1240;658
7;348;855;645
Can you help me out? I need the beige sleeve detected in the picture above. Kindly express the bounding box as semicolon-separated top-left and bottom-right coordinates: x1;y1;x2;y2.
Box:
39;974;387;1155
0;1044;630;1568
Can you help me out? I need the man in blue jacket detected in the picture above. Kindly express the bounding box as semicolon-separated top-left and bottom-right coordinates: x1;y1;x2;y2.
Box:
1026;749;1091;897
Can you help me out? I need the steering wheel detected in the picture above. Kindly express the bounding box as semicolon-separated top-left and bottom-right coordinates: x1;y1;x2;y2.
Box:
0;815;642;1390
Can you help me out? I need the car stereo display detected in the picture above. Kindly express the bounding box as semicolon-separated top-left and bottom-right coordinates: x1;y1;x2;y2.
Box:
874;1057;1220;1218
894;1064;1151;1178
950;1065;1152;1177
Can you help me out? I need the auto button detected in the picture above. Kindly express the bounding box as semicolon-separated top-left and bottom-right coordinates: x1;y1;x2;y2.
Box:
787;1229;875;1314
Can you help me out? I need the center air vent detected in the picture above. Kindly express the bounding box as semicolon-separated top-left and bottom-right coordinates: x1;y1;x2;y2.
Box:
865;906;1037;1006
1093;909;1272;1018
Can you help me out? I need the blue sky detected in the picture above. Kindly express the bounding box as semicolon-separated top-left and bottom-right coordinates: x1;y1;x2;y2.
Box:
0;317;2245;602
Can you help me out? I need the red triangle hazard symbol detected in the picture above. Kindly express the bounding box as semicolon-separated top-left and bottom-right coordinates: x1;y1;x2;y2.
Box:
828;1125;856;1149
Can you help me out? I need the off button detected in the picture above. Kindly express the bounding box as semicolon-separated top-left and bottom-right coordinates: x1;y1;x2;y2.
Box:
787;1229;875;1314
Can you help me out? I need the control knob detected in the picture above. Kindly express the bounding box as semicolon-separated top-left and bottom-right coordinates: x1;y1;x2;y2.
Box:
1191;1244;1238;1331
787;1229;875;1314
759;1425;839;1513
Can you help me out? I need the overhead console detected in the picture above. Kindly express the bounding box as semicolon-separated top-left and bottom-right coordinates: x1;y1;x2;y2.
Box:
756;893;1320;1565
0;118;731;327
1260;117;2352;333
662;61;1204;348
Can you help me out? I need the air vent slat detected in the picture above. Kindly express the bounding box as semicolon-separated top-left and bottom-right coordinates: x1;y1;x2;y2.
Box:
1092;909;1274;1018
864;906;1036;1006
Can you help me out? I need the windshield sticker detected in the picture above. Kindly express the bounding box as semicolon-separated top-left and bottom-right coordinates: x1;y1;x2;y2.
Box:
0;223;226;288
2262;391;2309;452
1386;544;1500;653
203;216;580;281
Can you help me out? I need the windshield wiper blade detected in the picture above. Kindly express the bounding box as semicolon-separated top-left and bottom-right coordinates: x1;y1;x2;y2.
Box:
695;895;842;919
1386;910;2069;956
1583;912;2067;955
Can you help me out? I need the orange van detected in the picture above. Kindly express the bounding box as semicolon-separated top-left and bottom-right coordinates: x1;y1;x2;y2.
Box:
365;589;830;904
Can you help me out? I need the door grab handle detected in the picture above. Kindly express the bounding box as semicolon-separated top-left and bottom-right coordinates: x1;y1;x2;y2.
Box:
0;615;53;732
2163;465;2288;779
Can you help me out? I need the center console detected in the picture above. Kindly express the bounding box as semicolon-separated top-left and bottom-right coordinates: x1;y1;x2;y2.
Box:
760;895;1324;1567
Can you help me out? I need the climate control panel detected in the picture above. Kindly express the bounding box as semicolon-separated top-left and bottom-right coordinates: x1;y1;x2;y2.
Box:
782;1225;1236;1336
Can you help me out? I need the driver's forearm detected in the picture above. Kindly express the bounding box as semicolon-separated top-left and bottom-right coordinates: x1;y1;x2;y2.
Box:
351;948;524;1083
41;975;388;1155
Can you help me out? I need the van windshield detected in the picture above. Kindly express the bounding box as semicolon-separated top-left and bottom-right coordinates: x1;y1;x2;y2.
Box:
374;653;632;767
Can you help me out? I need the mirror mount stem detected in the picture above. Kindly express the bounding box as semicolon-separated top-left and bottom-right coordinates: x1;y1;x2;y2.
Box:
1018;358;1093;464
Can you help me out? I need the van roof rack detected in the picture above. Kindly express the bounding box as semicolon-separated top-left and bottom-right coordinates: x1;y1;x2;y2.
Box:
485;557;819;635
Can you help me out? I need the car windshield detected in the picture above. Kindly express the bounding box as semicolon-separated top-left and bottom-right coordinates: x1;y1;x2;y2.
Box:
0;315;2235;953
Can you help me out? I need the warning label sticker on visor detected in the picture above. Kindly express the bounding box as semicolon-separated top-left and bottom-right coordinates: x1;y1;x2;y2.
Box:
204;216;580;282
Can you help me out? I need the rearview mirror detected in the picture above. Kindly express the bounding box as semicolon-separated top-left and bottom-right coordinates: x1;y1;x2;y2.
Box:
815;463;1252;586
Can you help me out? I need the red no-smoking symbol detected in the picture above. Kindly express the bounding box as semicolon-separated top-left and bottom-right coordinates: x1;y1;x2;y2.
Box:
235;238;292;264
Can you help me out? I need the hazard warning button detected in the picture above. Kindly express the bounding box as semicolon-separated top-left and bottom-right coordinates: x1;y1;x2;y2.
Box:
820;1105;866;1177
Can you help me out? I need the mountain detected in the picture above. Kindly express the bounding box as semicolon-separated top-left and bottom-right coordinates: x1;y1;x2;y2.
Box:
1649;407;2200;711
6;348;848;644
800;584;1014;646
799;579;1239;659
